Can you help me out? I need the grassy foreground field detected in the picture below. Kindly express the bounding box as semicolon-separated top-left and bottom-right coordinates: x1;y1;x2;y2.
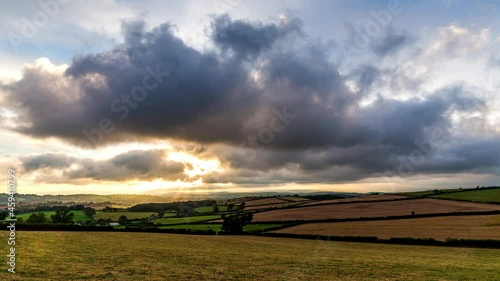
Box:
1;231;500;280
276;214;500;241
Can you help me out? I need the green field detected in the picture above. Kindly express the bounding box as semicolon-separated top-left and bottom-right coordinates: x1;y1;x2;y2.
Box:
151;215;220;225
94;211;175;221
430;188;500;203
7;210;89;222
1;231;500;280
194;205;228;213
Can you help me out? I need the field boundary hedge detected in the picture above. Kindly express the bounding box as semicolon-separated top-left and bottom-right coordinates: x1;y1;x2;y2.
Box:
256;233;500;249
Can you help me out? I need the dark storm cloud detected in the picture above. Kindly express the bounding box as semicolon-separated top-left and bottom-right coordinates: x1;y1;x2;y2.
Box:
211;14;303;59
21;150;185;181
4;15;499;182
370;28;412;57
23;153;73;172
349;64;380;91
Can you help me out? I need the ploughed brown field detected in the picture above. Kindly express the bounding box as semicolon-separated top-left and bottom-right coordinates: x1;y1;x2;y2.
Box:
299;194;408;206
252;198;500;222
245;197;298;207
245;202;305;210
280;196;311;202
274;214;500;241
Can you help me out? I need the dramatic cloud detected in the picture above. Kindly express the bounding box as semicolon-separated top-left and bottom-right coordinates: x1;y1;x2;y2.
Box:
21;150;185;182
2;14;499;188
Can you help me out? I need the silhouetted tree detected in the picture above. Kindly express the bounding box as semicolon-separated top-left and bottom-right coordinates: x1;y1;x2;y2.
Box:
27;212;47;223
83;207;96;218
0;211;8;221
221;211;253;233
51;209;74;223
158;211;165;218
118;215;128;224
213;205;220;213
238;202;246;210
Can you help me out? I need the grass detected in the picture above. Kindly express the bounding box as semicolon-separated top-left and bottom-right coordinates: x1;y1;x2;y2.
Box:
430;188;500;203
150;215;220;225
1;231;500;280
7;211;89;222
276;214;500;241
94;211;175;221
194;205;228;213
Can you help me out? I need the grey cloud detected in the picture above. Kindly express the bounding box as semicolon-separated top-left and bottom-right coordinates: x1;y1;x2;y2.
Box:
489;54;500;68
21;150;185;182
4;15;499;184
22;153;73;172
211;14;303;59
371;28;412;57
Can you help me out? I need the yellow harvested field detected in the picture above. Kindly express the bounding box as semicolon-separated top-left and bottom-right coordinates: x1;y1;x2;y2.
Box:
2;231;500;280
253;198;500;222
300;194;408;206
275;214;500;241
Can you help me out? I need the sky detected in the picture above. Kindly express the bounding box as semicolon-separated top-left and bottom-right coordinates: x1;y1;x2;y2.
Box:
0;0;499;195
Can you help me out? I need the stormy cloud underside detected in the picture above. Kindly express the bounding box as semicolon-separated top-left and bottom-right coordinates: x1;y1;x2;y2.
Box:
3;15;500;187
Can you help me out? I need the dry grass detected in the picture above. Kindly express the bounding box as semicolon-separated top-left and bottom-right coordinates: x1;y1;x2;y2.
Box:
253;198;500;222
2;231;500;280
275;214;500;241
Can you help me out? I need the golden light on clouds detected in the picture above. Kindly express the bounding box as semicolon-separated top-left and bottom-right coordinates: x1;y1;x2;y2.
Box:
167;152;222;179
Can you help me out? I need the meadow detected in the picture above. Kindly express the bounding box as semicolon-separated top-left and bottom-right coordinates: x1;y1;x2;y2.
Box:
94;211;174;221
430;188;500;203
1;231;500;280
194;205;228;213
9;211;88;222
